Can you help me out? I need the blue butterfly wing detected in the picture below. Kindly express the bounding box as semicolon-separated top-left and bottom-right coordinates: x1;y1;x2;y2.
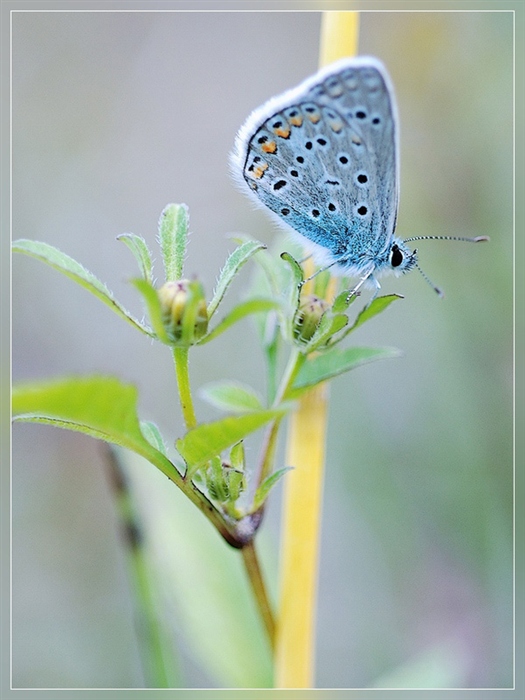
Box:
240;59;398;273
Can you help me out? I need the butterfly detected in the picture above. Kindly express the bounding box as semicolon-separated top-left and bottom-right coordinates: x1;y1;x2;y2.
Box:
231;56;487;298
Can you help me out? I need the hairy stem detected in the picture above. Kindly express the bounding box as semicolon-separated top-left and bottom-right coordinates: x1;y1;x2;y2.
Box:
172;346;197;431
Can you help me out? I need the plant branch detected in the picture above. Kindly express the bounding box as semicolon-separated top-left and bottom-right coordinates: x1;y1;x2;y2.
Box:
253;347;306;493
241;540;276;651
173;346;197;430
103;444;180;687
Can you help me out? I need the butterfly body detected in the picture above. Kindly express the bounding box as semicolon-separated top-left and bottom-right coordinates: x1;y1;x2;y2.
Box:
232;57;417;290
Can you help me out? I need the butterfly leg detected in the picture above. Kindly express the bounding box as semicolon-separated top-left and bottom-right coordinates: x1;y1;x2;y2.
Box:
345;270;376;303
300;257;340;287
368;277;381;304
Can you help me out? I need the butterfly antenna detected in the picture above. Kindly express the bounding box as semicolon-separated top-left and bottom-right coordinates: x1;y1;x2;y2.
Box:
405;235;488;297
415;260;444;298
404;235;490;243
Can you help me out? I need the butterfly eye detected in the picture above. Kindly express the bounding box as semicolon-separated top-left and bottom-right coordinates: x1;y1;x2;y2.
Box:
390;244;404;268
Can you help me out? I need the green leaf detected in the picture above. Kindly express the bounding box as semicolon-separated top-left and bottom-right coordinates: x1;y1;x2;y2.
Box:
140;420;168;456
208;456;229;502
240;244;284;403
226;469;245;505
158;203;189;281
207;240;267;318
292;346;401;392
252;467;292;511
177;408;287;479
300;312;348;354
13;239;154;337
117;233;154;283
132;278;171;344
244;238;293;304
332;287;361;313
280;251;303;321
12;376;182;484
263;323;280;406
197;298;280;345
180;279;207;345
199;381;264;413
347;294;403;334
229;441;245;471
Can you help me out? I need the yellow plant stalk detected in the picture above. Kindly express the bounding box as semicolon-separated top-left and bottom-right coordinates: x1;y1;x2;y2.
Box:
275;11;360;688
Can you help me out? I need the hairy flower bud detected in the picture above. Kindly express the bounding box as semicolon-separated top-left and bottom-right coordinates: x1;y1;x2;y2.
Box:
158;279;208;345
293;294;329;342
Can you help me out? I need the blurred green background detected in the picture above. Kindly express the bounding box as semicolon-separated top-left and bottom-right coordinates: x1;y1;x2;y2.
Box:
12;10;513;690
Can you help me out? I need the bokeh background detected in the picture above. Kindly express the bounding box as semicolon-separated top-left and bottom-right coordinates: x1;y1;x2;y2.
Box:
12;10;513;691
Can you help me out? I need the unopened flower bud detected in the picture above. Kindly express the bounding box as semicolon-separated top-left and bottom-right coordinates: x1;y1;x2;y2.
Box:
293;294;329;342
158;279;208;344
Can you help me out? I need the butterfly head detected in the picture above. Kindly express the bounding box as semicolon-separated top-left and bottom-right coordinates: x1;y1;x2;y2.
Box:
388;239;417;276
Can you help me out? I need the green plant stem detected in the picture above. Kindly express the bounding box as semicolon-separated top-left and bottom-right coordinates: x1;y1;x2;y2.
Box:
173;346;197;430
235;349;308;649
257;417;283;488
171;346;259;547
276;346;305;406
255;347;306;489
241;540;276;651
104;445;179;687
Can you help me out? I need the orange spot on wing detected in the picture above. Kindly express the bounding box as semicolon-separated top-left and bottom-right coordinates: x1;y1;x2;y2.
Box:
289;115;303;127
329;120;343;133
262;141;277;154
274;126;291;139
252;163;268;179
308;113;321;124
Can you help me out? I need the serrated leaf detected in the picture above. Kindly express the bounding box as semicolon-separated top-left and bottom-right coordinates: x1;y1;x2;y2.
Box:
292;346;401;392
197;298;280;345
12;376;181;484
252;467;292;511
13;239;154;337
117;233;154;283
177;408;287;479
207;240;267;318
132;278;171;344
199;381;264;413
158;203;188;281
